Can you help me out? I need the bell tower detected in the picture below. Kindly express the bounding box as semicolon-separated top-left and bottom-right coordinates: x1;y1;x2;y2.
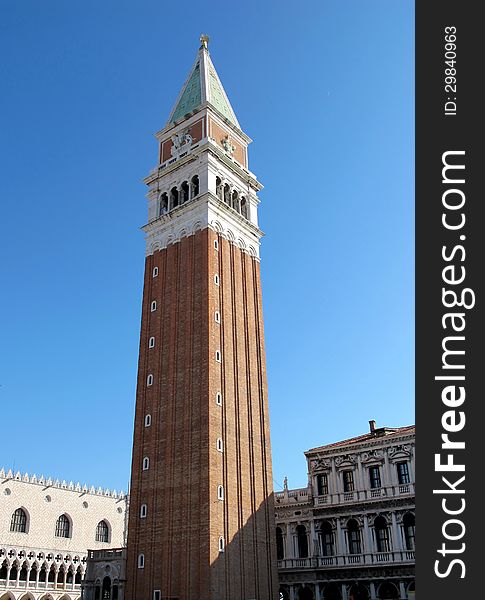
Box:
125;36;279;600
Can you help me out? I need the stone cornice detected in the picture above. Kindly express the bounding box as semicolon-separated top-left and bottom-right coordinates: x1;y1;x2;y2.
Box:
305;432;415;459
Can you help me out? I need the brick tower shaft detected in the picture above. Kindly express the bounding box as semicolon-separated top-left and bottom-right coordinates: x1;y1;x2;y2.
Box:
125;36;278;600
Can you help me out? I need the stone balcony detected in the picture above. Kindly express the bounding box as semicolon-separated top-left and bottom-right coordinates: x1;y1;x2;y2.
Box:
275;484;415;508
278;550;415;570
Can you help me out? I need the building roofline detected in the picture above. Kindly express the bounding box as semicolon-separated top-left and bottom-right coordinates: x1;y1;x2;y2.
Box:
304;425;415;455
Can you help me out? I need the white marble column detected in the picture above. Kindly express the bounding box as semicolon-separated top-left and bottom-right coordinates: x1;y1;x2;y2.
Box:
363;515;372;555
315;583;322;600
399;581;407;599
370;582;377;600
289;585;296;600
330;461;338;501
310;520;318;556
341;583;348;600
286;523;294;559
336;518;345;555
391;512;402;552
383;451;393;488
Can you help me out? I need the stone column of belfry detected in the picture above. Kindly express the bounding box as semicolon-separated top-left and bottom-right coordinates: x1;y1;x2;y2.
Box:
125;36;279;600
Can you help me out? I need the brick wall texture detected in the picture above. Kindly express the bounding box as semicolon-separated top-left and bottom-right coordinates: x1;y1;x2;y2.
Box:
125;228;278;600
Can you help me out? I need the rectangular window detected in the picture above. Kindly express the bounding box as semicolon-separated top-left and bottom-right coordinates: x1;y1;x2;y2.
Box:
343;470;354;492
369;466;381;489
376;526;390;552
349;529;361;554
397;462;410;484
316;474;328;496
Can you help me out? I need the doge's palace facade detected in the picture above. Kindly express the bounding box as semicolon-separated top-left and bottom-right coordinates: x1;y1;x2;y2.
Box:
0;469;127;600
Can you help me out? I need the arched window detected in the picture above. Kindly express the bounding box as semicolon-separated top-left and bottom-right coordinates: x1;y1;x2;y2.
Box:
140;504;147;518
403;513;415;550
29;563;38;581
347;519;361;554
322;583;341;600
149;336;155;348
143;456;150;470
102;575;112;599
48;564;56;582
10;507;27;532
9;561;19;581
377;582;399;599
216;392;222;406
191;175;199;198
95;520;110;543
320;521;334;556
223;183;231;205
218;537;225;552
349;583;370;600
181;181;190;203
216;438;223;452
217;485;224;501
58;563;66;583
55;514;71;538
19;561;28;581
374;516;390;553
297;587;314;600
145;414;152;427
296;524;308;558
138;554;145;569
39;563;47;582
232;190;240;212
170;187;179;210
276;526;284;560
66;566;74;584
0;559;7;580
216;177;223;200
75;566;82;584
159;193;168;216
240;197;248;219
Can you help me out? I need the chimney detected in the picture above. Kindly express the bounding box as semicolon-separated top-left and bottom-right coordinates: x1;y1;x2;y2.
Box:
369;420;376;433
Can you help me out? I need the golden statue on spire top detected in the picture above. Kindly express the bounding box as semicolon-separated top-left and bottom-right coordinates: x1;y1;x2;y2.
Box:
200;34;210;49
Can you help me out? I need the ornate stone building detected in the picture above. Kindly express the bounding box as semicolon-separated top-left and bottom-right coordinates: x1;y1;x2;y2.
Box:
124;35;278;600
275;423;415;600
0;468;127;600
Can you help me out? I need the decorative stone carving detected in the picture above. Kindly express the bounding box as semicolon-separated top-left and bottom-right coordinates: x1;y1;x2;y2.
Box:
361;449;384;463
388;444;412;459
221;134;236;156
310;458;331;472
170;130;193;159
335;454;357;467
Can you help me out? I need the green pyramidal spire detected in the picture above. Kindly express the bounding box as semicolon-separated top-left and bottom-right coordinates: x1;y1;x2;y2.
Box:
166;35;240;129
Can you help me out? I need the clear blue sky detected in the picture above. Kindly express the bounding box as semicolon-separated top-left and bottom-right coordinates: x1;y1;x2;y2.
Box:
0;0;414;493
